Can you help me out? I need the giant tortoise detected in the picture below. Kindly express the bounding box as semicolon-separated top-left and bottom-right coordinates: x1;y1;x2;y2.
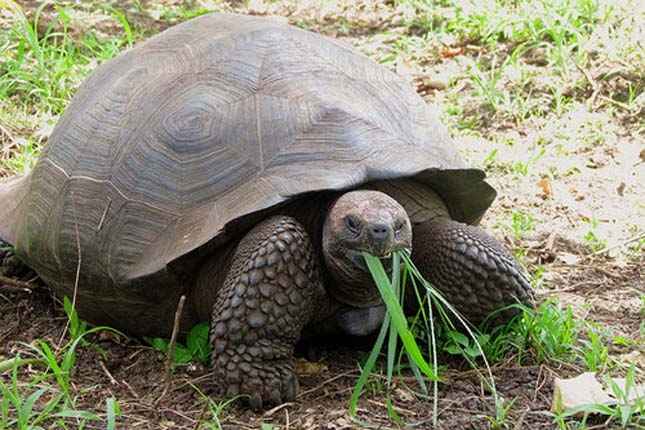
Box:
0;13;532;409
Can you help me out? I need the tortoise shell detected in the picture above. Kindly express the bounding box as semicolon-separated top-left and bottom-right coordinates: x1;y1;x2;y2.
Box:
0;13;495;332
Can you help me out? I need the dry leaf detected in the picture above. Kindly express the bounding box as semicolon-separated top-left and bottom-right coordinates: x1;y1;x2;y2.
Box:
98;330;121;343
395;59;415;80
295;357;328;375
441;46;465;57
551;373;611;415
559;252;581;265
539;177;552;196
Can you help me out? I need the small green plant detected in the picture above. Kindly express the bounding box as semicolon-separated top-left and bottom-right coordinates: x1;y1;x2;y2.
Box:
0;354;102;430
546;364;644;429
578;325;611;371
353;251;498;426
188;381;246;430
145;322;211;364
512;211;535;239
512;146;546;176
0;299;122;429
477;395;519;430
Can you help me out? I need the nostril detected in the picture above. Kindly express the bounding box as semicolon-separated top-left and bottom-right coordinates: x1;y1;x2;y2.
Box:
367;222;391;239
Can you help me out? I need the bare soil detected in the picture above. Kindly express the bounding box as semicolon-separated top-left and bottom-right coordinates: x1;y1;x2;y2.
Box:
1;1;643;429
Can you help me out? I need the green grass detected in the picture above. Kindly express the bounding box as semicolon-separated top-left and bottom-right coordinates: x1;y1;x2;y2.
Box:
0;297;123;429
0;0;140;174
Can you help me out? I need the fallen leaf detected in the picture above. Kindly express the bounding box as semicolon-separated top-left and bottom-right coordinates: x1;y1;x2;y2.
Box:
616;182;626;196
395;59;415;80
539;177;552;196
441;46;465;57
558;252;581;265
98;330;121;344
551;373;611;415
295;357;328;375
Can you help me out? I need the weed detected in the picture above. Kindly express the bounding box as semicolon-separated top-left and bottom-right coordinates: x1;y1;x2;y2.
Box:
546;364;645;429
512;146;546;176
188;381;246;430
512;211;535;239
476;395;519;430
0;297;123;428
145;322;211;365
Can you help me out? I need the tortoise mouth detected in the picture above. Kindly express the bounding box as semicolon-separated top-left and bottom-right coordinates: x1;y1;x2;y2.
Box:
346;249;396;274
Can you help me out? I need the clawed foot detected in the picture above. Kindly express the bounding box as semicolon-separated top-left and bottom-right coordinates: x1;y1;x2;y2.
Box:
0;241;34;280
215;356;299;410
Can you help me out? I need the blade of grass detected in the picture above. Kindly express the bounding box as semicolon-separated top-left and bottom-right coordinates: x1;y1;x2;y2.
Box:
363;252;440;382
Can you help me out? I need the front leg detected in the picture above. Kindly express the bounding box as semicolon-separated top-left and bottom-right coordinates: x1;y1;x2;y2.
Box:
210;216;320;410
410;219;533;325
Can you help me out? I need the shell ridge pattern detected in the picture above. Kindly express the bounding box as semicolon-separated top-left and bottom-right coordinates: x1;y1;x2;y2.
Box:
43;158;178;221
286;35;402;84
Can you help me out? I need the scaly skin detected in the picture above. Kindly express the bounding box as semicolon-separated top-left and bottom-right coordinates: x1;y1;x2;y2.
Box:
411;218;534;324
209;215;321;410
0;240;34;280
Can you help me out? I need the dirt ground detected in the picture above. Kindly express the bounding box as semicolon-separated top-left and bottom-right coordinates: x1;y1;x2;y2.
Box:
0;1;643;429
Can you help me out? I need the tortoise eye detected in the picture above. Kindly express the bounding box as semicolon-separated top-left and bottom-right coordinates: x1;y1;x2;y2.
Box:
394;220;405;235
344;216;361;235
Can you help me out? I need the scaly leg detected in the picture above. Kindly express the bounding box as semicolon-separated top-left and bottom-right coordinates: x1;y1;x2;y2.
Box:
410;219;533;325
209;216;321;410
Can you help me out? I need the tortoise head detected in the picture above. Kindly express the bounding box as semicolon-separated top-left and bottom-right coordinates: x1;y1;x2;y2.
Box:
322;190;412;307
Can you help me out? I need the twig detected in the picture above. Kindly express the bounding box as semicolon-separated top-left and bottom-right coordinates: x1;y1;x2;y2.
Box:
297;370;359;397
99;360;118;385
57;192;83;349
590;233;645;257
121;379;140;399
262;401;295;417
0;274;35;293
155;294;186;408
